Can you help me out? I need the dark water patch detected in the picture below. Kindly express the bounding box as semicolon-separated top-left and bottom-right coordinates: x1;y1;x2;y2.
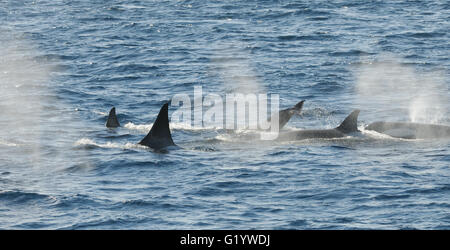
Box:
287;219;308;227
100;63;159;74
252;206;283;214
407;32;446;39
95;159;183;172
307;16;330;21
192;221;213;227
292;8;333;17
399;226;419;230
278;34;335;41
213;181;245;189
386;171;416;179
64;163;98;173
433;224;450;230
51;194;107;209
349;205;378;212
32;54;64;63
113;199;195;211
400;163;425;170
267;150;292;157
329;50;375;57
78;15;122;23
190;187;221;197
404;185;450;195
0;190;53;205
188;185;255;197
425;202;450;209
64;216;158;230
97;134;134;140
334;217;355;223
329;145;355;150
240;211;258;218
440;155;450;161
386;32;446;40
373;194;411;201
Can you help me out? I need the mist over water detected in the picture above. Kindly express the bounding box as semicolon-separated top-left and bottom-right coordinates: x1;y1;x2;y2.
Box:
354;54;448;124
0;33;52;165
212;42;265;95
0;31;89;170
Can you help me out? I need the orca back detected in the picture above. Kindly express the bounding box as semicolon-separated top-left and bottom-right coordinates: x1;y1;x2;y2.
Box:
106;107;120;128
138;103;176;149
335;109;360;133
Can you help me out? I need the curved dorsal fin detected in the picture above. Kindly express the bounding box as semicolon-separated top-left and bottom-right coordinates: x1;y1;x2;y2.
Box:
336;109;360;133
292;100;305;112
106;107;120;128
271;100;305;129
138;103;175;149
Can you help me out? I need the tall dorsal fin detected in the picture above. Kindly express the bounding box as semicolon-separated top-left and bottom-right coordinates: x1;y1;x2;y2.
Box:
106;107;120;128
138;103;175;149
336;109;360;133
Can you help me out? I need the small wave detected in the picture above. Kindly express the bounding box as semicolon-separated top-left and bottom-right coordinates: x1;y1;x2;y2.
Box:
214;133;243;142
374;194;411;201
0;140;21;147
288;219;308;227
74;138;146;150
300;107;334;118
329;50;374;57
404;185;450;195
386;32;446;39
124;122;153;132
0;190;54;204
124;122;219;132
51;194;103;209
92;110;108;116
116;199;185;210
190;146;218;152
278;34;334;41
64;216;151;230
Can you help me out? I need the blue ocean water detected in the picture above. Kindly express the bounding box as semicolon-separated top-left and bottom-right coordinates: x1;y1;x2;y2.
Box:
0;0;449;229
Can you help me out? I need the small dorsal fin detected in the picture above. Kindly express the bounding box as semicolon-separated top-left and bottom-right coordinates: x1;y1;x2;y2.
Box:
292;100;305;112
271;100;305;129
336;109;360;133
106;107;120;128
138;103;175;149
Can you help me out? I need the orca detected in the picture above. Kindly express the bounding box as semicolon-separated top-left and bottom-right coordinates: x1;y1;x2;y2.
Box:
138;102;176;150
277;110;360;140
108;100;305;150
106;107;120;128
365;121;450;139
271;100;305;129
136;100;304;150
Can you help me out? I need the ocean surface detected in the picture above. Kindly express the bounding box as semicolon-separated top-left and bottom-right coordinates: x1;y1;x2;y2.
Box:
0;0;449;229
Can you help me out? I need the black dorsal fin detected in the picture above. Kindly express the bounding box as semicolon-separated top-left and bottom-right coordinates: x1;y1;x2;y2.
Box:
336;109;360;133
270;100;305;129
138;103;175;149
106;107;120;128
292;100;305;112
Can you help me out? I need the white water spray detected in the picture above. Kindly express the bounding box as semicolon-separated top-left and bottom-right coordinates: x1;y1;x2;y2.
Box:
354;54;448;124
